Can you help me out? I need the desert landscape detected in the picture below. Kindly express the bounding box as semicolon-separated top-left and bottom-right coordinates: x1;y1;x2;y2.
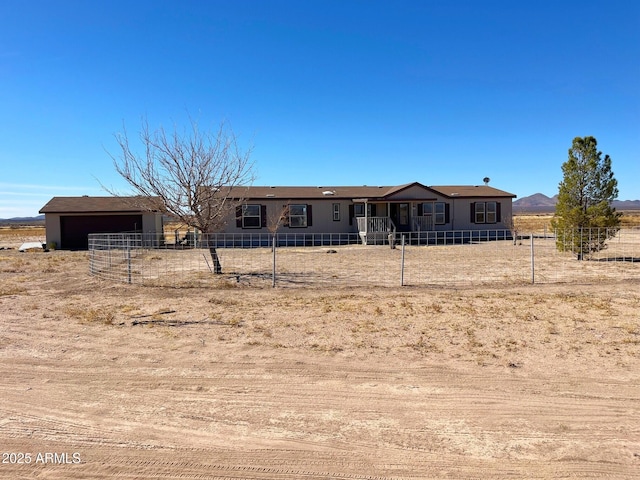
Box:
1;219;639;479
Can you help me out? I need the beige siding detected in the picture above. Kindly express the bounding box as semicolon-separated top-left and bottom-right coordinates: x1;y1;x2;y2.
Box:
221;197;513;234
386;185;439;200
371;203;388;216
45;214;62;247
142;213;162;234
222;200;357;234
451;198;512;230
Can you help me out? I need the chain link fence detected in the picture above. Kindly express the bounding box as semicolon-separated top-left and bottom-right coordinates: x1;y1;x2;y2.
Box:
88;229;640;288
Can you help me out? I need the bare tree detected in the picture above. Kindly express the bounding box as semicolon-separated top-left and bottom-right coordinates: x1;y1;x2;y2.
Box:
265;204;290;287
106;116;254;234
504;215;521;246
266;204;290;239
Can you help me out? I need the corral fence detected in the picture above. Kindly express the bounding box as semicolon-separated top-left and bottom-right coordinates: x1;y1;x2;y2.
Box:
88;228;640;288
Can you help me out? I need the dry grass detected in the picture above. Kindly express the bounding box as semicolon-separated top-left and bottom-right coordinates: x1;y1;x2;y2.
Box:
2;216;639;290
513;211;640;234
1;242;639;478
0;283;28;296
0;225;46;249
620;210;640;227
85;229;640;288
63;305;117;325
3;248;639;361
0;225;45;236
512;214;554;234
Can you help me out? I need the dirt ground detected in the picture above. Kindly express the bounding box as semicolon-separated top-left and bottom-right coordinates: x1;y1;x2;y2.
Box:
1;234;639;478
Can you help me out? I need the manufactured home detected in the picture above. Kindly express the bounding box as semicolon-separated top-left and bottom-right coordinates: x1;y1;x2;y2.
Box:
40;183;515;248
223;182;516;244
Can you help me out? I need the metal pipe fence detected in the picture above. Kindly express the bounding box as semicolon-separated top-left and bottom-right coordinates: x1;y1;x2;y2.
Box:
88;229;640;288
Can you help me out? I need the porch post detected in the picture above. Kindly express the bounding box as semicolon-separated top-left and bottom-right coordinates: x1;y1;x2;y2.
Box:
364;200;368;244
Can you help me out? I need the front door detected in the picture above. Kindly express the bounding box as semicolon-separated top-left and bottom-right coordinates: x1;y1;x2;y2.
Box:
390;203;411;231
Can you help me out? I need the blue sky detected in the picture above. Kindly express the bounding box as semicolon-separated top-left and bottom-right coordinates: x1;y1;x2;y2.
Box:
1;0;638;218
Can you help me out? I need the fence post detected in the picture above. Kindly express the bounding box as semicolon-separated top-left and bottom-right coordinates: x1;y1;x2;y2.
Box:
272;234;276;288
126;236;132;284
530;232;535;284
401;234;405;286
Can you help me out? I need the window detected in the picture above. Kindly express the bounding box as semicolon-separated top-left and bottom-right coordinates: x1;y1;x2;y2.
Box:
242;204;261;228
333;203;340;221
422;202;433;216
236;204;266;229
434;202;446;225
475;202;486;224
289;204;308;228
473;202;498;224
486;202;497;223
352;203;384;220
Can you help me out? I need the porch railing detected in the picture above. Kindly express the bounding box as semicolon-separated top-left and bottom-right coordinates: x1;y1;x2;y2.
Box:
357;216;436;233
356;216;396;233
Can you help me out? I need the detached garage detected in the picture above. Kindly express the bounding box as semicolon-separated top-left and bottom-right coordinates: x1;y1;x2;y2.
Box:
39;196;163;250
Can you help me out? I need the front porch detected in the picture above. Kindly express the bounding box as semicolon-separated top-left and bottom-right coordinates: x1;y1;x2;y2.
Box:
350;194;449;245
356;215;434;245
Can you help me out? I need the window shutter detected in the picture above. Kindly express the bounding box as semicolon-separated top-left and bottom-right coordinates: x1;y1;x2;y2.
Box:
417;203;423;216
349;205;354;225
306;204;312;227
236;206;242;228
283;205;290;227
261;205;267;228
470;203;475;224
496;202;501;223
445;203;450;224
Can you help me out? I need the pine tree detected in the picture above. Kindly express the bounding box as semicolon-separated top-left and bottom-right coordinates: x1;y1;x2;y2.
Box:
551;136;620;259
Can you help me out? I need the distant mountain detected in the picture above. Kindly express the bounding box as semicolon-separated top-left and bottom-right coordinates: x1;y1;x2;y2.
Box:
514;194;640;213
513;193;557;209
614;199;640;210
0;214;45;224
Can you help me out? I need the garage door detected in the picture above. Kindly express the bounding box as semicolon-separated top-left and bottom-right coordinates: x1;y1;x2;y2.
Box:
60;215;143;250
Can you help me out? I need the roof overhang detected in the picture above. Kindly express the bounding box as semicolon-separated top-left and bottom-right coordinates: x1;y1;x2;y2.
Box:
39;196;164;214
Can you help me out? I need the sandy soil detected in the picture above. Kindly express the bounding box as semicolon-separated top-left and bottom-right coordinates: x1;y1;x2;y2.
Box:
1;245;639;479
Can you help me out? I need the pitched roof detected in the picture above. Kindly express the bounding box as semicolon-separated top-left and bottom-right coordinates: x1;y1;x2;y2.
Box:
430;185;517;198
40;196;162;214
229;183;516;200
39;185;517;214
227;185;396;199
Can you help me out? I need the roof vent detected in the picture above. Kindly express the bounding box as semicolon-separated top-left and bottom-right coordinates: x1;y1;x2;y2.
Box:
266;194;275;197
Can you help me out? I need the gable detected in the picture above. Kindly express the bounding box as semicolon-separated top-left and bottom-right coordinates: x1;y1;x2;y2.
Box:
382;183;440;201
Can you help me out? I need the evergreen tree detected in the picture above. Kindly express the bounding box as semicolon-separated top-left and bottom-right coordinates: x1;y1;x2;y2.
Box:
551;136;620;259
